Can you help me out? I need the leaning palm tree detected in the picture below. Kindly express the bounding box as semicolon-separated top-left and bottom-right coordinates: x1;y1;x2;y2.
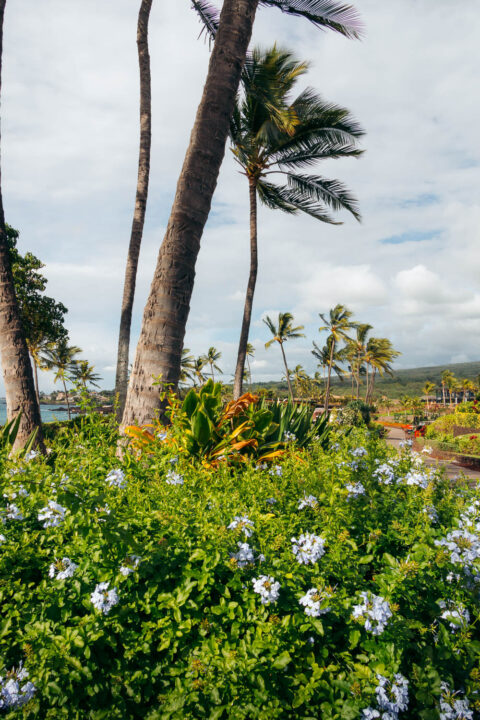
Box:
121;0;362;430
345;323;372;398
202;346;223;382
41;340;81;420
364;337;399;404
423;380;436;410
0;0;43;449
192;356;208;387
245;342;255;386
264;312;305;399
231;46;363;400
318;304;354;410
179;347;195;385
312;338;345;390
71;360;102;390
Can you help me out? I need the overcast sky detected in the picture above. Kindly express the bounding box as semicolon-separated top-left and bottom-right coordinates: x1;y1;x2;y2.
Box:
2;0;480;392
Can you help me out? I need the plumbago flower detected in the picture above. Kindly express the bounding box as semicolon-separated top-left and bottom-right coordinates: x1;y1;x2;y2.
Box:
438;600;470;632
105;469;126;489
38;501;66;528
0;663;35;710
165;470;184;486
424;504;439;523
439;682;473;720
229;542;265;568
435;529;480;567
49;557;78;580
0;534;5;544
346;482;366;499
269;465;283;477
351;447;367;458
352;591;392;635
3;504;23;521
299;587;333;617
252;575;280;605
291;533;325;565
119;555;141;576
90;582;119;614
228;515;254;538
376;674;409;718
401;469;430;489
298;494;318;510
373;462;397;485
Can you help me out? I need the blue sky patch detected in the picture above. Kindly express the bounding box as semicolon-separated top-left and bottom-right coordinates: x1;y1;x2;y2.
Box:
381;229;439;245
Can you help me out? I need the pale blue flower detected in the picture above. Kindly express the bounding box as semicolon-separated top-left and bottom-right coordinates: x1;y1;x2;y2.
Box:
352;591;392;635
252;575;280;605
90;582;119;614
299;587;331;617
38;501;66;528
298;494;318;510
105;469;126;488
291;533;325;565
228;515;254;537
49;557;78;580
0;663;35;710
165;470;184;486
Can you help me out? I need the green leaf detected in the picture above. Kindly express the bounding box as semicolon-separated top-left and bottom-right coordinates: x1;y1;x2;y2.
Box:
273;651;291;669
192;410;212;445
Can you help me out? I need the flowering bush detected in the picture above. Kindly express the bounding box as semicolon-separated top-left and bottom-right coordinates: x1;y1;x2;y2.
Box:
1;413;480;718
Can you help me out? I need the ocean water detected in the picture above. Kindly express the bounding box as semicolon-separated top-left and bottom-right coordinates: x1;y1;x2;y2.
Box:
0;401;70;425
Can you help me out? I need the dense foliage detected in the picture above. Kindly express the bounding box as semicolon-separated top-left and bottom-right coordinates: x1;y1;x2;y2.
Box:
1;412;480;718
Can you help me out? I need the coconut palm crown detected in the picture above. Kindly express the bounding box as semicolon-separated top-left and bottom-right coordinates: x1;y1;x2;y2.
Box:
264;312;305;399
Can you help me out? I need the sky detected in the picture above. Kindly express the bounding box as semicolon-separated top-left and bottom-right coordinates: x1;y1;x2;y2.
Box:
1;0;480;392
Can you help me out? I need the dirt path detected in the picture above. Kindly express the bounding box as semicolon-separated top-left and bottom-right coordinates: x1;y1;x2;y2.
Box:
385;427;480;483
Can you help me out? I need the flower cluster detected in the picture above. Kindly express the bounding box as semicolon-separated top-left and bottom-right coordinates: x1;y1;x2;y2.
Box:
291;533;325;565
299;587;332;617
165;470;184;486
269;465;283;477
352;591;392;635
49;557;78;580
373;462;397;485
230;542;259;568
0;663;35;710
298;494;318;510
439;682;473;719
346;481;366;499
105;469;126;489
119;555;142;576
435;529;480;567
90;582;119;614
252;575;280;605
3;503;23;521
423;504;439;523
438;600;470;632
362;673;409;719
228;515;254;537
38;501;66;528
265;497;277;505
402;469;430;489
351;447;367;458
283;431;296;442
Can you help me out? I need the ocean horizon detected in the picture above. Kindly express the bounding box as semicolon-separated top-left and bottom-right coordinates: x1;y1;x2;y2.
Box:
0;401;70;425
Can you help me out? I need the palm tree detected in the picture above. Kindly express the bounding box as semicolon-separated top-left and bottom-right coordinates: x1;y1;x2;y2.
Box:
0;0;43;449
203;346;223;382
179;347;195;385
71;360;102;390
41;340;81;420
312;338;344;390
264;312;305;400
192;356;208;387
345;323;372;398
121;0;362;430
441;370;454;407
231;46;363;400
318;304;354;410
423;380;436;410
245;342;255;386
291;364;310;397
364;337;399;404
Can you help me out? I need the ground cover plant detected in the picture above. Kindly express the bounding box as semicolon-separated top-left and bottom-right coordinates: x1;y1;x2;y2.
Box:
1;411;480;718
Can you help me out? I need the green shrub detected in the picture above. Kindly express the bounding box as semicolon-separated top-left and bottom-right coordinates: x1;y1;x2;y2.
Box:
334;400;371;427
1;416;480;718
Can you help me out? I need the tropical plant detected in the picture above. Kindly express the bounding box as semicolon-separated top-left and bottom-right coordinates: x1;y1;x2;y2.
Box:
312;337;345;389
318;303;354;410
441;369;455;407
245;342;255;385
191;356;208;387
423;380;436;410
364;337;400;404
344;323;372;398
231;45;363;399
40;339;82;420
291;364;310;397
121;0;362;430
264;312;305;400
260;396;330;448
202;346;223;382
71;361;102;390
179;347;195;385
0;4;43;449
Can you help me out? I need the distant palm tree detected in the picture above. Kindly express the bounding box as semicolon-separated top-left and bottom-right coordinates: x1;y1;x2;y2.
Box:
423;380;436;410
318;304;354;410
291;364;310;397
264;312;305;400
203;346;223;382
41;339;81;420
192;356;207;387
345;323;372;398
71;360;102;390
364;337;399;404
179;347;195;385
311;338;344;388
441;370;455;407
231;45;363;400
245;342;255;386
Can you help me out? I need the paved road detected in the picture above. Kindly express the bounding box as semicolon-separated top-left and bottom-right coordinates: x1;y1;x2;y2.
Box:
385;427;480;483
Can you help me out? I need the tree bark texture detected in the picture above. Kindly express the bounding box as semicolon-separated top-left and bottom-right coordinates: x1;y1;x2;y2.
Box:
115;0;153;421
32;356;40;405
122;0;259;429
280;341;293;400
0;0;43;450
233;179;257;399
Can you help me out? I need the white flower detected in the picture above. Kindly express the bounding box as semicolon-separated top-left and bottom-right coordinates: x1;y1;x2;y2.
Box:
352;591;392;635
105;469;126;488
24;450;39;462
423;504;438;523
399;439;412;449
119;555;142;576
230;542;256;568
373;462;397;485
252;575;280;605
49;557;78;580
0;663;35;710
375;673;409;717
361;708;380;719
0;534;5;544
90;582;119;614
299;587;332;617
351;447;367;458
298;494;318;510
256;463;267;471
269;465;283;476
169;456;178;465
402;469;430;489
266;497;277;505
228;515;254;537
439;682;473;720
291;533;325;565
156;431;168;441
346;482;366;499
38;501;66;528
283;431;296;442
435;529;480;567
438;600;470;632
422;445;433;454
5;504;23;521
165;470;184;486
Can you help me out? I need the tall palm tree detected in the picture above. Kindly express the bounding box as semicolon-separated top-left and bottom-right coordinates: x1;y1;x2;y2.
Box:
115;0;153;421
245;342;255;386
312;338;344;387
41;340;81;420
318;303;354;410
179;347;195;385
121;0;362;430
345;323;372;398
0;0;43;449
364;337;399;404
192;356;208;387
423;380;436;410
202;346;223;382
71;360;102;390
264;312;305;399
441;369;454;407
231;46;363;399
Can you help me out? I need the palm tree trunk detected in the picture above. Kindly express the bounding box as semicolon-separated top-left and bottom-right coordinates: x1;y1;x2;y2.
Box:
62;377;71;421
121;0;259;430
0;0;43;450
115;0;153;422
279;341;293;400
247;356;251;386
324;339;335;411
364;365;369;402
233;178;258;399
210;361;215;383
32;355;40;406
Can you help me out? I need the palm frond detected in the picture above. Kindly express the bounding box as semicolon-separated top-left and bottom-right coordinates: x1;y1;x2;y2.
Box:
260;0;363;39
190;0;219;40
258;180;340;223
286;173;361;221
